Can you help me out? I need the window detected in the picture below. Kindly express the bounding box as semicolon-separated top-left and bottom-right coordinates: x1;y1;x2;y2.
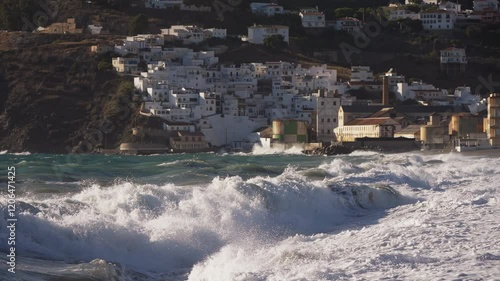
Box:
321;118;324;122
321;102;324;106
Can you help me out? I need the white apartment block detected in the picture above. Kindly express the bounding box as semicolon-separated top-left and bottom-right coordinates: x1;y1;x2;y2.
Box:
145;0;183;8
250;3;284;16
389;10;419;21
396;81;447;101
419;10;456;30
115;34;165;55
162;25;226;44
247;25;289;44
351;66;374;82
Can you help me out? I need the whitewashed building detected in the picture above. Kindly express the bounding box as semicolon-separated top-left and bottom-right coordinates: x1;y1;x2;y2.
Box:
419;10;457;30
300;10;326;28
439;1;462;13
440;47;467;64
247;25;289;44
162;25;226;44
335;17;363;33
440;47;467;74
87;25;103;34
473;0;499;12
250;3;284;16
396;81;448;101
115;34;165;55
384;69;406;91
389;9;419;20
351;66;374;82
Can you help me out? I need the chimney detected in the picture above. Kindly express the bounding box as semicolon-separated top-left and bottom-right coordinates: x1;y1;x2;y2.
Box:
430;113;441;126
382;75;389;106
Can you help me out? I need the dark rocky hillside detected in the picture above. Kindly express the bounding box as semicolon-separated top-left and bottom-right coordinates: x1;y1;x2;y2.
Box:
0;33;147;153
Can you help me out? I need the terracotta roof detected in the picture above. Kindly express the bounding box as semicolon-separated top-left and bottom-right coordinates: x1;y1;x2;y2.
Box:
341;105;384;113
257;127;273;138
395;125;423;134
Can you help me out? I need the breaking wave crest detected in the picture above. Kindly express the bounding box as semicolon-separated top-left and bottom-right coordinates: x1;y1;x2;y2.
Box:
2;152;496;280
0;163;411;278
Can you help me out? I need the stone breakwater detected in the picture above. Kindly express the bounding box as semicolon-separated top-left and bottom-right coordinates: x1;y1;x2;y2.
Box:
303;144;355;156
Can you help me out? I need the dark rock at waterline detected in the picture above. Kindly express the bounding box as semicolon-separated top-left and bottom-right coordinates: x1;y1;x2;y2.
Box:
477;253;500;261
303;145;355;156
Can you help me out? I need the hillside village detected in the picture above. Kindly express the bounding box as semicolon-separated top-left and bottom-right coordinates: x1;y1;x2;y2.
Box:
0;0;500;154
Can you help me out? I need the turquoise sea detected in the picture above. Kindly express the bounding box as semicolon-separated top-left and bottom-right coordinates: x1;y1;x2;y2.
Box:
0;150;499;280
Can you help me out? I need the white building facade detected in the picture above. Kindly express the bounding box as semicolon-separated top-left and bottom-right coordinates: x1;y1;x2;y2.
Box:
419;11;456;30
250;3;284;16
300;11;326;28
351;66;374;82
335;17;363;33
247;25;289;44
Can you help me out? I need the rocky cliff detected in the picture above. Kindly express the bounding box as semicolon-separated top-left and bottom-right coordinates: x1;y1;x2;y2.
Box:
0;33;144;153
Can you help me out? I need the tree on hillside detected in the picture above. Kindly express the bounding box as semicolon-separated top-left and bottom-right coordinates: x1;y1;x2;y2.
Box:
128;14;148;35
334;7;355;19
405;4;421;13
94;0;130;10
465;25;482;39
0;0;41;31
263;35;287;50
397;18;423;33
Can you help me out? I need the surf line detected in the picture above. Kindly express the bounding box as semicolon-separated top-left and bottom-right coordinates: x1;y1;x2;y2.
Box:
6;166;16;274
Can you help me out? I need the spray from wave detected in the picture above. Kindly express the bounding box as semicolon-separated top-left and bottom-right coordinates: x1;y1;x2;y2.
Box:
2;152;495;280
251;145;304;155
0;164;408;279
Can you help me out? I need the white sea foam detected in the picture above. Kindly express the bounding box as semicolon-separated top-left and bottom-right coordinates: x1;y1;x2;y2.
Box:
0;151;32;155
1;152;499;280
251;145;304;155
188;153;500;281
